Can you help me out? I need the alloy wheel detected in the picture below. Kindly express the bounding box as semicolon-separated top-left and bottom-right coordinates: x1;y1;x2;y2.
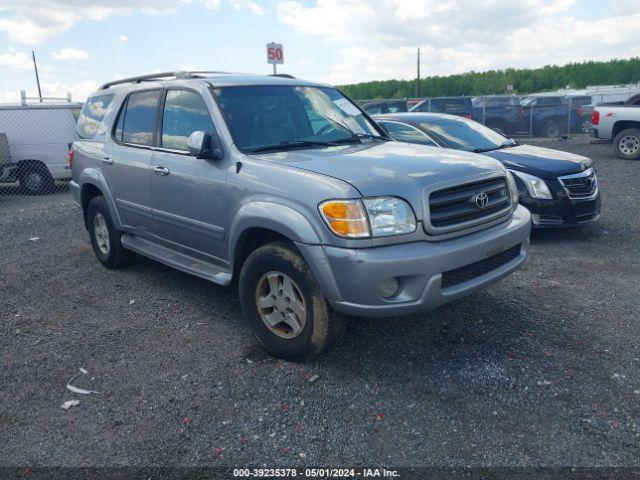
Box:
93;212;110;255
255;271;307;339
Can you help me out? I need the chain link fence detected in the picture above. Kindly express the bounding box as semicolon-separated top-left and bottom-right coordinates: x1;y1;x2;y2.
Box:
357;94;598;139
0;98;81;201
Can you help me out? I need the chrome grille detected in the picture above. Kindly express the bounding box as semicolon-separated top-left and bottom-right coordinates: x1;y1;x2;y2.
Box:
558;168;597;199
427;176;512;233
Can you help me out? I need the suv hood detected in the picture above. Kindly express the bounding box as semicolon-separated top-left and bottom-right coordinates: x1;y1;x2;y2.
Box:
481;144;592;178
252;141;506;220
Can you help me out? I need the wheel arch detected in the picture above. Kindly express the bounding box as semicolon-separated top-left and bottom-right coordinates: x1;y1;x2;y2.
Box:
612;121;640;139
78;170;123;230
229;202;322;270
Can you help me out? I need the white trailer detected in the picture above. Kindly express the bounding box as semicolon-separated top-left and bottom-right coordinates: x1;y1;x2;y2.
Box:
0;97;82;194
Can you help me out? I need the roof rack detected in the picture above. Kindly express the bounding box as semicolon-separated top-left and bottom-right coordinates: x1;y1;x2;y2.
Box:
270;73;296;79
99;71;232;90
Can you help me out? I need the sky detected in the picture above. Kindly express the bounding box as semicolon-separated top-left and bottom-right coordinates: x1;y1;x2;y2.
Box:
0;0;639;103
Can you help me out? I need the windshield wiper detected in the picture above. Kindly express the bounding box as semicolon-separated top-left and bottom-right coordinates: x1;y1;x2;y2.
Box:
472;141;517;153
331;132;388;145
249;140;339;153
351;132;388;141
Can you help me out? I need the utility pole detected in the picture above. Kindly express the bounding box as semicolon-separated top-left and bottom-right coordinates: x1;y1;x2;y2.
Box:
416;47;421;98
32;50;42;102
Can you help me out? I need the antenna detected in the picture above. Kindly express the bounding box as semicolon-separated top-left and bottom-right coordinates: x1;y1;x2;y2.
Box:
32;50;42;103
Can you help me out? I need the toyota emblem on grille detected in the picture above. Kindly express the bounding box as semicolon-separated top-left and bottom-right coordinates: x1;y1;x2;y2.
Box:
474;192;489;209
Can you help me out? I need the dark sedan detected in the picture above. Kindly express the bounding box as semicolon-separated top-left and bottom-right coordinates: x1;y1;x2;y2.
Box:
374;113;600;228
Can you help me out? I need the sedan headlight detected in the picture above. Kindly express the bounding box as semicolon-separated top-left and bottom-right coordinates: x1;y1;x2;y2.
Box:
319;197;416;238
509;170;553;200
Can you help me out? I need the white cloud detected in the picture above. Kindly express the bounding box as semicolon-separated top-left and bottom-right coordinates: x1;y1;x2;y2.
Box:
51;48;90;61
0;0;263;45
229;0;264;15
0;47;32;70
119;34;129;42
277;0;640;84
0;79;99;104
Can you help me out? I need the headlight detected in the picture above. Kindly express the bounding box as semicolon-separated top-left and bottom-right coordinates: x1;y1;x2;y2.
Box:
505;170;519;207
509;170;552;200
319;197;416;238
363;197;416;236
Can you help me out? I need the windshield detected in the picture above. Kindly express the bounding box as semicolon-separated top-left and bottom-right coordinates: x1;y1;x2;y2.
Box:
212;85;382;152
419;118;511;152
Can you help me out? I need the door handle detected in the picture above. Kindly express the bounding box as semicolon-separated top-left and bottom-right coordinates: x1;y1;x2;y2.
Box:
153;165;170;176
102;157;113;165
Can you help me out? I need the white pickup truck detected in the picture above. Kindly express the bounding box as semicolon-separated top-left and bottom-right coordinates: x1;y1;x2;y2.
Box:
590;104;640;160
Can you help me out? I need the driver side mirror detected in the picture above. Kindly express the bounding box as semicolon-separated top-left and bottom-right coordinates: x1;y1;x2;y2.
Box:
188;131;223;160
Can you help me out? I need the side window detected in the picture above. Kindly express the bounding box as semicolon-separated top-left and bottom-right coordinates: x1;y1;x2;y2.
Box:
118;90;161;146
365;105;383;115
161;90;214;151
77;94;114;139
381;121;438;146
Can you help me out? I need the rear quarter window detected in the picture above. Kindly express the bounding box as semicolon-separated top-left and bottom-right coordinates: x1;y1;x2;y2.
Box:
76;94;114;139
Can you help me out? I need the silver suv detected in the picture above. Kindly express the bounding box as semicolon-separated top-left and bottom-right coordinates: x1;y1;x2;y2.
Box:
70;71;531;359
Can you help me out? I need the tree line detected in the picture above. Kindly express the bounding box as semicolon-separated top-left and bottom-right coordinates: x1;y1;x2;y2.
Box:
338;57;640;100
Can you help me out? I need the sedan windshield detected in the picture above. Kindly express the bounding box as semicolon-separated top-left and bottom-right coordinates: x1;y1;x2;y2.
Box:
212;85;383;152
419;118;514;152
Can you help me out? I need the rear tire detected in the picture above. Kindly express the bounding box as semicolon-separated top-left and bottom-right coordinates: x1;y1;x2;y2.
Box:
18;162;54;195
239;241;348;360
613;128;640;160
87;196;135;269
542;121;563;139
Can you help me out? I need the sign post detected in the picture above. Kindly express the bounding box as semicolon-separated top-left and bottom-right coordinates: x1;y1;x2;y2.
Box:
266;42;284;74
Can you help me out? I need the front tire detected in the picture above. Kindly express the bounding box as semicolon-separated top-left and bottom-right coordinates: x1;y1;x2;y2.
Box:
613;128;640;160
239;241;348;360
87;196;135;269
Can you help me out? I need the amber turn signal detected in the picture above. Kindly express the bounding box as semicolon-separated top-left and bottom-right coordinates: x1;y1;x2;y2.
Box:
319;200;370;238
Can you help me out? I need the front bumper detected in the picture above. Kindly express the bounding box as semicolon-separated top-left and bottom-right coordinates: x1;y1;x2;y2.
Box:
297;205;531;318
520;182;601;229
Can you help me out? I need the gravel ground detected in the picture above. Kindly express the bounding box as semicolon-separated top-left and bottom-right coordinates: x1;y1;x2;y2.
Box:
1;136;639;469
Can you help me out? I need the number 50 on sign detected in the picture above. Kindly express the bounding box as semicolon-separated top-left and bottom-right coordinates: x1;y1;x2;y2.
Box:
266;43;284;64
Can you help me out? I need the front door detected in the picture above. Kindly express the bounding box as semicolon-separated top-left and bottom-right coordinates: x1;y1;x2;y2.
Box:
149;88;228;263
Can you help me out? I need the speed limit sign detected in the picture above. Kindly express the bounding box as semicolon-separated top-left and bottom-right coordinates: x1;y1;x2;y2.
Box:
267;42;284;73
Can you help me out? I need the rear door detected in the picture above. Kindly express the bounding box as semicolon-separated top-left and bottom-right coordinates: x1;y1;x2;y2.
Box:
104;89;161;235
149;87;228;261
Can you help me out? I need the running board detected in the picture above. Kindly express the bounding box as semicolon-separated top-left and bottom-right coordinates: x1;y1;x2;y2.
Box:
121;234;232;285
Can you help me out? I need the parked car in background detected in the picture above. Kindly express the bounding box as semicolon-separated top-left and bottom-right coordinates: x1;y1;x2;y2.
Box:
579;101;624;129
471;95;521;136
0;100;81;194
361;100;407;115
517;95;591;138
590;104;640;159
517;95;590;138
625;94;640;106
71;71;531;359
409;96;473;118
375;112;600;228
